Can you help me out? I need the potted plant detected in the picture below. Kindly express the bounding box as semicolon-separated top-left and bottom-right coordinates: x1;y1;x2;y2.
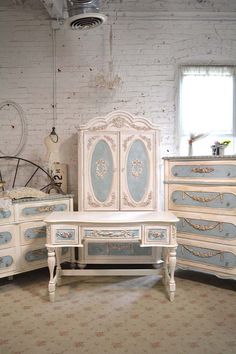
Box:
211;140;231;156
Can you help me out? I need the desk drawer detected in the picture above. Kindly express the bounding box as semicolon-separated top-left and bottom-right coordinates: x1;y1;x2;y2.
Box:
143;225;170;246
82;227;141;241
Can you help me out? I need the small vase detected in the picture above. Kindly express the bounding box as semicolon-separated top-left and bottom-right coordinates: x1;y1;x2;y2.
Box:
212;145;225;156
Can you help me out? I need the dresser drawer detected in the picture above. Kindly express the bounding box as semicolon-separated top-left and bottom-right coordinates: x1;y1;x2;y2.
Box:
20;221;46;245
0;248;17;275
175;212;236;246
0;225;18;250
20;244;48;270
168;184;236;216
0;205;14;225
177;241;236;276
16;199;70;222
166;160;236;182
20;244;70;270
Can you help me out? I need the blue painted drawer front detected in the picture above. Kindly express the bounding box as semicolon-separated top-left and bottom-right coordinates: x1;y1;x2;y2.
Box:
172;191;236;209
56;228;76;241
88;242;152;256
25;247;69;262
24;226;46;241
171;164;236;179
177;218;236;240
84;229;140;239
177;244;236;269
0;231;12;245
0;255;13;268
23;203;67;216
147;228;167;242
0;210;11;220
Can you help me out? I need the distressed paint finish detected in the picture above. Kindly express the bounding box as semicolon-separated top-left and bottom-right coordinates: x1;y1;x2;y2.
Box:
22;203;67;216
87;242;152;256
172;191;236;209
0;210;11;220
164;156;236;279
177;217;236;239
0;231;12;245
177;244;236;269
90;139;114;203
0;255;14;268
171;164;236;179
126;139;149;202
24;226;46;240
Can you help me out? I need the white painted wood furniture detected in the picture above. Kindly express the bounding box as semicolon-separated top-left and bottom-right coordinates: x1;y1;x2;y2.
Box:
0;194;73;279
164;156;236;279
45;111;178;301
45;211;178;302
77;110;163;268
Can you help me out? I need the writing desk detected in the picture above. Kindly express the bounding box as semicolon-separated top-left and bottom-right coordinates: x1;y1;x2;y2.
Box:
45;211;178;302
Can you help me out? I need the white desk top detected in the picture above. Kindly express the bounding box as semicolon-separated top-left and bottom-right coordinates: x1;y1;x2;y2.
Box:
44;211;178;224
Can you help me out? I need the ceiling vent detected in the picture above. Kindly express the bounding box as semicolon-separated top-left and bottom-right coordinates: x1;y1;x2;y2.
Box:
67;0;107;30
41;0;107;30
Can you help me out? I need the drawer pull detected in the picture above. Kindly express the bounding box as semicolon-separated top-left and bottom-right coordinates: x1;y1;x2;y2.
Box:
37;205;55;213
181;245;224;259
183;218;222;232
149;231;165;239
56;231;73;239
183;192;223;203
192;167;214;174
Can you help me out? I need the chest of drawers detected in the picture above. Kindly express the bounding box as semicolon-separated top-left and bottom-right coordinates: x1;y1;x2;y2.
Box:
164;156;236;279
0;194;73;279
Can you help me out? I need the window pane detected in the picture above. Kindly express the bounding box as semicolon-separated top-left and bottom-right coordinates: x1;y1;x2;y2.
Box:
179;67;234;156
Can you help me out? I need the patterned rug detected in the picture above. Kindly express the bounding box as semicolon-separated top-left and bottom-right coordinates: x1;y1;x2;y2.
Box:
0;268;235;354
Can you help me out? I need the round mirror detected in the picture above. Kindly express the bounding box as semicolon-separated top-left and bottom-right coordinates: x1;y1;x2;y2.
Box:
0;101;27;156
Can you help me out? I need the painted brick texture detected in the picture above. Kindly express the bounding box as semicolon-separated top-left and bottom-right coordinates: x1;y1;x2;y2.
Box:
0;0;236;205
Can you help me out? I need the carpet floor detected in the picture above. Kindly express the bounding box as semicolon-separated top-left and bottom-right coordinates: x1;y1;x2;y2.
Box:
0;268;235;354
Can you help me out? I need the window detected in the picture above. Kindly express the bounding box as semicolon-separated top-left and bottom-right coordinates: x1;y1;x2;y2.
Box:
178;66;236;156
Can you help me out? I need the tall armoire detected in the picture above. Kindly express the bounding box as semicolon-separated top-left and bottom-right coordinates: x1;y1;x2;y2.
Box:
77;110;162;267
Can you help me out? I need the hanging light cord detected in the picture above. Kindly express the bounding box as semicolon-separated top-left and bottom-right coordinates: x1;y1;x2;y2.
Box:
52;27;57;130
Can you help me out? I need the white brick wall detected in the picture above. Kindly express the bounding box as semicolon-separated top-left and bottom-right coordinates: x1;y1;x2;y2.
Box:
0;0;236;206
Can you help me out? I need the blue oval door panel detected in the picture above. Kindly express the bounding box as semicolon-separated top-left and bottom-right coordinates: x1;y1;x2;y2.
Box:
127;139;149;202
91;140;113;202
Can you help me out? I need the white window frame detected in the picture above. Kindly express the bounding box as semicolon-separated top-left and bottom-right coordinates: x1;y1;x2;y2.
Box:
177;65;236;156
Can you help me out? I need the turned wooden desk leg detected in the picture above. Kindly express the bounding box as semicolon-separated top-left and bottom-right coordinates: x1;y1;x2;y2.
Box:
168;247;177;302
47;247;56;302
56;248;62;286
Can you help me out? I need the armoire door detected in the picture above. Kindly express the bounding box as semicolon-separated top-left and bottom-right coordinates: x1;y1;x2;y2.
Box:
120;132;157;210
83;132;119;210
